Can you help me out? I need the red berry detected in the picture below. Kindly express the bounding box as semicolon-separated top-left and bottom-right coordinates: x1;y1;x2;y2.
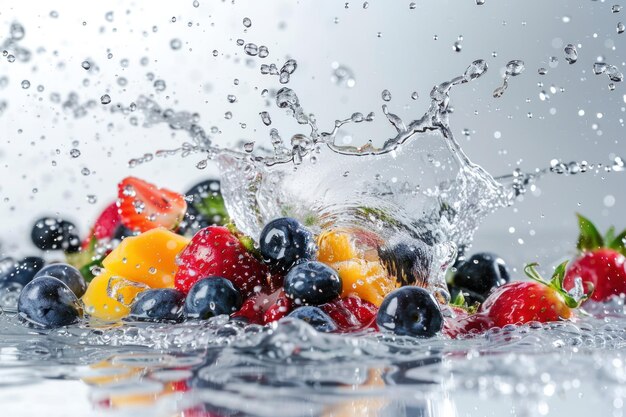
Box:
479;262;587;328
175;226;270;297
443;307;493;338
232;297;265;324
93;202;122;240
263;291;292;324
320;296;378;332
117;177;187;233
562;214;626;302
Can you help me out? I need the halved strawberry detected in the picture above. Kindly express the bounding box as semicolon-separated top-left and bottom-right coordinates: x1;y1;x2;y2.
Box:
117;177;187;233
320;296;378;332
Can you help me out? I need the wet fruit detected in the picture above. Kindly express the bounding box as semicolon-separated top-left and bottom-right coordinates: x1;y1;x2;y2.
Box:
284;261;342;306
376;286;443;337
102;228;189;289
450;252;510;304
481;261;590;327
259;217;316;272
17;276;81;328
117;176;187;233
331;259;396;306
34;263;87;298
31;217;80;252
183;277;243;319
320;296;378;332
563;214;626;302
178;179;229;236
81;270;147;322
288;306;338;332
128;288;185;322
317;229;360;264
0;256;45;288
175;226;270;297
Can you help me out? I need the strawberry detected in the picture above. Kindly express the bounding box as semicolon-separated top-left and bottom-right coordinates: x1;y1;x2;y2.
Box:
175;226;271;298
563;214;626;302
263;290;292;324
117;176;187;233
92;202;123;240
442;306;493;338
231;297;265;325
320;296;378;332
479;261;591;328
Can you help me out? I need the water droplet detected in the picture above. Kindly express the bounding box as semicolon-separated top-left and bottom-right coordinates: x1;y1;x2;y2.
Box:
224;111;232;119
562;16;571;23
154;79;166;92
243;17;251;28
476;0;485;4
81;167;91;176
381;89;392;102
409;2;416;9
244;43;258;56
170;39;182;50
227;94;237;103
193;0;200;7
21;80;30;89
49;11;59;18
86;195;97;204
81;60;91;70
69;148;81;158
105;11;114;22
100;94;111;104
453;41;462;52
258;45;269;58
259;111;272;126
505;60;525;76
538;67;548;75
411;91;419;100
243;142;255;153
618;22;625;34
607;65;624;82
549;56;559;68
363;2;369;8
330;63;356;88
564;44;578;64
10;22;25;41
594;62;608;75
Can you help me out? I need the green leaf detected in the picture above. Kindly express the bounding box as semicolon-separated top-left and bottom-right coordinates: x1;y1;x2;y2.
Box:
549;260;569;289
608;230;626;256
194;194;229;226
576;213;604;252
523;263;548;285
605;226;616;245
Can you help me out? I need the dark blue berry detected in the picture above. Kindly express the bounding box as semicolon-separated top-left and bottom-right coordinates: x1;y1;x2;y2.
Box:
113;224;136;241
451;252;510;302
17;276;81;328
259;217;316;272
0;256;45;288
179;180;228;236
31;217;80;252
284;261;341;306
34;263;87;298
378;242;431;286
376;287;443;338
128;288;185;322
288;306;337;332
184;277;243;320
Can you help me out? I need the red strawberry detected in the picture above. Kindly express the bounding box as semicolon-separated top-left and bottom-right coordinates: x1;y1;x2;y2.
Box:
117;176;187;233
320;296;378;332
564;214;626;302
93;202;122;240
442;306;493;338
263;290;292;324
479;261;590;328
175;226;270;297
232;297;265;325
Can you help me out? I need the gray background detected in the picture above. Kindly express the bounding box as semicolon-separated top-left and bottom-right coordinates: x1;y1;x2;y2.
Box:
0;0;624;279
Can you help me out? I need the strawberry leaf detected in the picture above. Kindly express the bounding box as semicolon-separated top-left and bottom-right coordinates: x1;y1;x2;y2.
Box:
576;213;604;252
608;230;626;257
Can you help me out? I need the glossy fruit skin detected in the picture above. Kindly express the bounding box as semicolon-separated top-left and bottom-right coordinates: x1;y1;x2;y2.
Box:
332;259;396;307
263;290;292;324
31;217;80;252
0;256;45;287
376;287;443;338
81;270;146;322
317;230;360;264
102;228;190;289
288;306;338;332
378;242;431;286
451;252;510;303
92;203;122;240
479;281;573;327
284;261;342;306
178;180;229;236
17;276;81;328
320;296;378;332
175;226;270;297
34;263;87;298
564;249;626;302
183;277;243;319
259;217;316;273
128;288;185;322
117;176;187;233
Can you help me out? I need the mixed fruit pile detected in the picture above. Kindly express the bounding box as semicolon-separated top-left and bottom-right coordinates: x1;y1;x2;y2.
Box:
2;176;625;339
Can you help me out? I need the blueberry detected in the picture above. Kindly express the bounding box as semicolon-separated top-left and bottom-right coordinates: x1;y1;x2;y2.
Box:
34;263;87;298
259;217;316;272
284;261;341;306
0;256;45;287
378;242;431;286
128;288;185;322
31;217;80;252
376;287;443;338
288;306;338;332
184;277;243;320
451;252;510;301
17;276;81;328
112;224;135;241
178;180;229;236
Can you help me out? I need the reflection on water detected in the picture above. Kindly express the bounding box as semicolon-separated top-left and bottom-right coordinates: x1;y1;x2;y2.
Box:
1;310;626;416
